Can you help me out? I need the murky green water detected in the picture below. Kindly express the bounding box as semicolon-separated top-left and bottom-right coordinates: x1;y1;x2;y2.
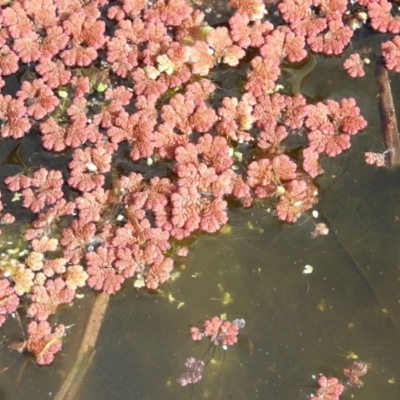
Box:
74;141;400;400
80;158;400;400
3;145;400;400
1;12;400;400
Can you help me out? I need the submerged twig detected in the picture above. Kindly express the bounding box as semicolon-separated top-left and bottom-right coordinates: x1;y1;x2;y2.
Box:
54;292;109;400
376;63;400;167
0;359;17;376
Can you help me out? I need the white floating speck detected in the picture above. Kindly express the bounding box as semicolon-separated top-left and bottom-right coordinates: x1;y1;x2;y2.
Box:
86;162;97;172
302;265;313;274
134;278;145;288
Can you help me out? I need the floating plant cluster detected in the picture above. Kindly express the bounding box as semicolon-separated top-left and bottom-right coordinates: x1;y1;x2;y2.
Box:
0;0;396;368
190;315;245;349
177;316;245;386
178;316;369;397
311;360;368;400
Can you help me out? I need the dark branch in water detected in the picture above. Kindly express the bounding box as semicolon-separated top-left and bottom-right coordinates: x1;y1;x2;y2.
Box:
376;63;400;167
54;292;109;400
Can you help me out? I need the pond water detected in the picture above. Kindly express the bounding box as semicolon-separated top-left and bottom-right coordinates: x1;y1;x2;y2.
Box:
77;151;400;400
3;126;400;400
0;7;400;400
60;144;400;400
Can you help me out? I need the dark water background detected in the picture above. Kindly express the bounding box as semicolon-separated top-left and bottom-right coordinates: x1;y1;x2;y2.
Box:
0;13;400;400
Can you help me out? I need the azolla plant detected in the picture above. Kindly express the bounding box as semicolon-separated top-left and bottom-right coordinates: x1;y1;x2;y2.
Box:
311;360;368;400
0;0;395;366
178;316;245;386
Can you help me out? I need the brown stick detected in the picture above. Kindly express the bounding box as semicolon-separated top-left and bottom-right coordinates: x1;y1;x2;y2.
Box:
376;64;400;167
54;292;110;400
